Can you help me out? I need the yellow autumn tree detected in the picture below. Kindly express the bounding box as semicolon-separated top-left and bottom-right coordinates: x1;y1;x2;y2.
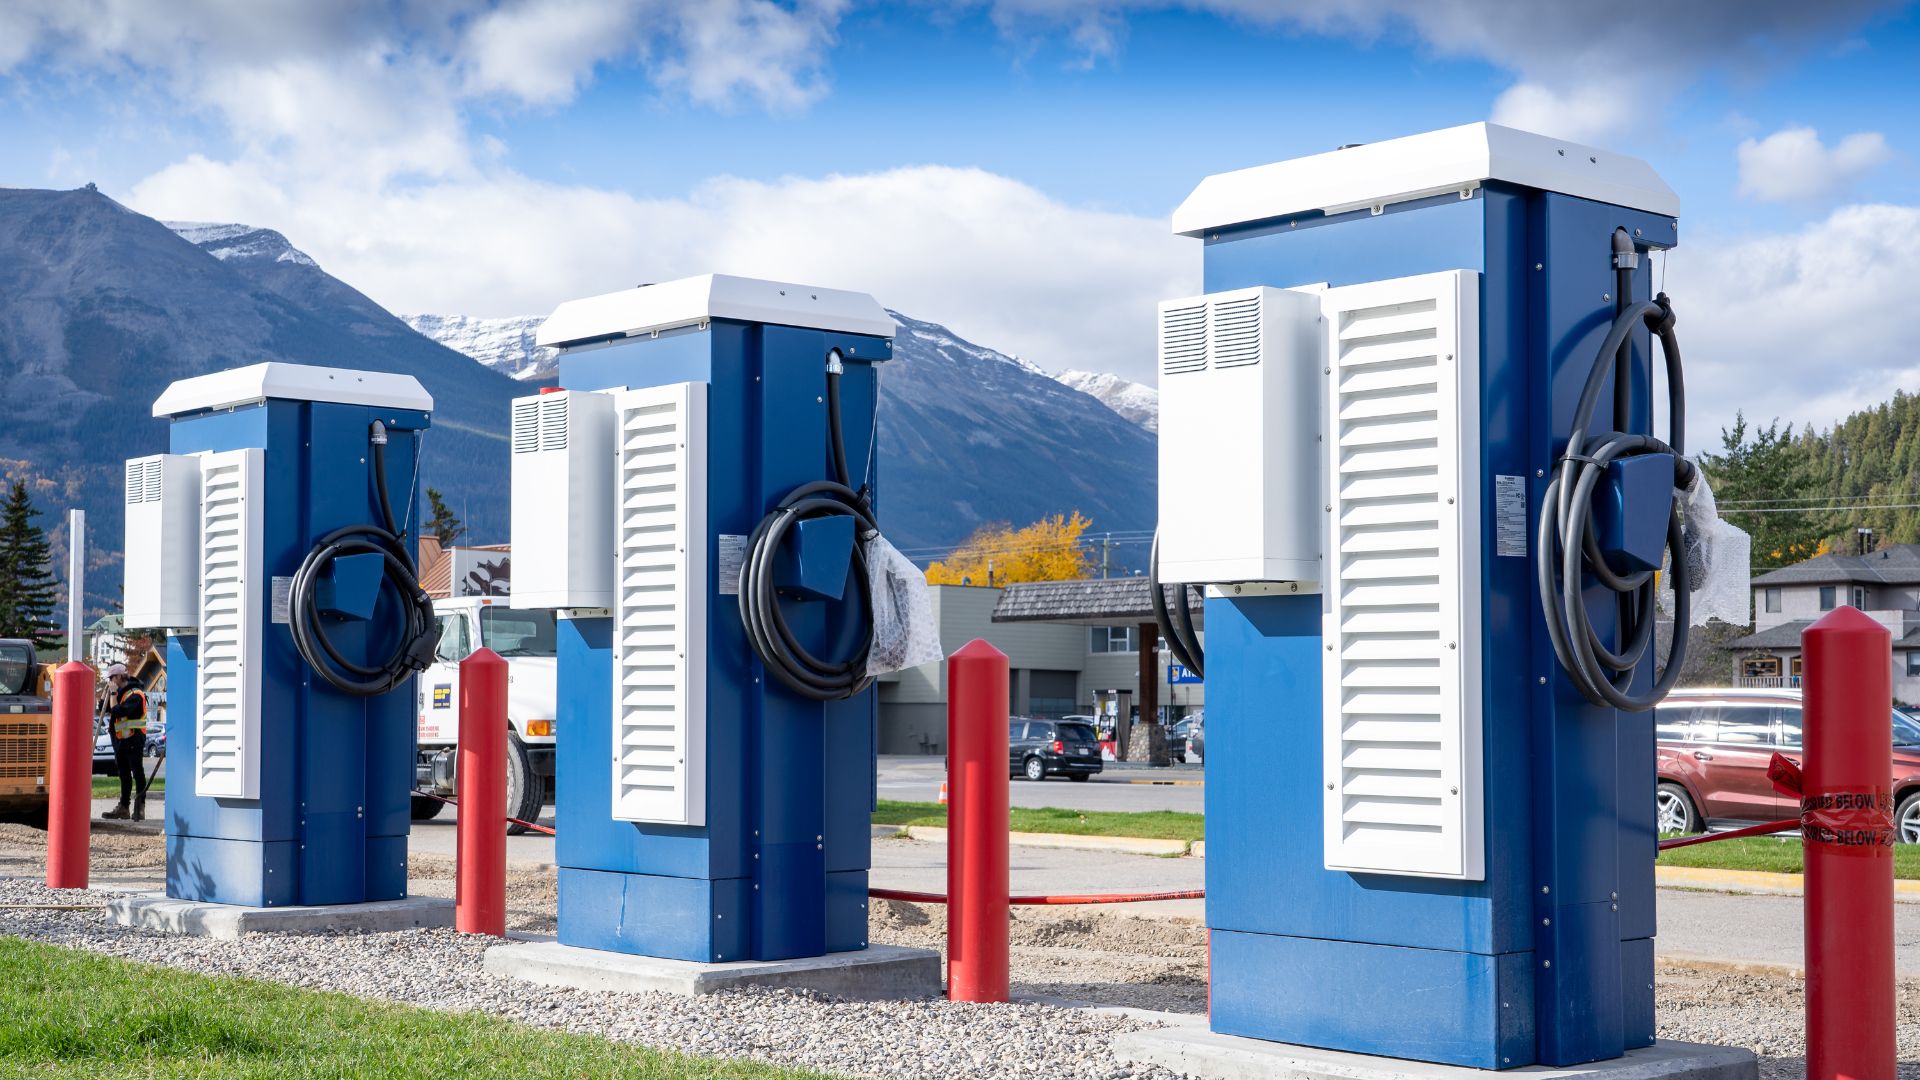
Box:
925;512;1094;586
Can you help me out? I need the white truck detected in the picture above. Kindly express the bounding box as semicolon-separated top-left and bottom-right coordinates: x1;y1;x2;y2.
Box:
412;597;556;834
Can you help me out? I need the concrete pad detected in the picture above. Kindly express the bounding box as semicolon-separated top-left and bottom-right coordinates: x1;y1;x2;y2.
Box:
106;892;452;941
485;939;942;1001
1113;1029;1756;1080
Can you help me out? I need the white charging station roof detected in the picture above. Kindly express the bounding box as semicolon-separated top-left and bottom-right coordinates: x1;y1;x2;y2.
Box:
152;362;434;418
536;274;897;351
1172;122;1680;237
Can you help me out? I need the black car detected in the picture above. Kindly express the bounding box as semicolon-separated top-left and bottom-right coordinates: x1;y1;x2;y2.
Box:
1010;718;1103;782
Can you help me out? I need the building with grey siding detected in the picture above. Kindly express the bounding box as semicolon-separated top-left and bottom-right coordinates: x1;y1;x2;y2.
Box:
876;583;1204;754
1725;544;1920;703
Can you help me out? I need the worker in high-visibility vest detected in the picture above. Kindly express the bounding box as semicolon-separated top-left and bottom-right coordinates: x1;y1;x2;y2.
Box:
102;663;151;821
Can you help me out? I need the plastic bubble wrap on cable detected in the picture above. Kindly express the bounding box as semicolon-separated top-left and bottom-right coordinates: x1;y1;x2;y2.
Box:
1661;469;1751;626
864;533;945;677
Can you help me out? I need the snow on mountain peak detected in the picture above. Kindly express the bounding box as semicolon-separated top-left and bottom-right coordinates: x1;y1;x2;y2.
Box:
402;313;556;381
166;221;318;267
1053;369;1158;432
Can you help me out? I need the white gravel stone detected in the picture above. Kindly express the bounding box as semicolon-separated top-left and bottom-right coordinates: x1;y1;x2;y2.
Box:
0;876;1178;1079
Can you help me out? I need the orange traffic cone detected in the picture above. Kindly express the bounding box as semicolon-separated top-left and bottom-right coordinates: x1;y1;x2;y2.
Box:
938;781;948;805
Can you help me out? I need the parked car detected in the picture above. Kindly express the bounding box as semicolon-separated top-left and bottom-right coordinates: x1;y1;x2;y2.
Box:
1186;711;1204;763
1654;687;1920;841
1169;717;1194;763
1009;718;1103;782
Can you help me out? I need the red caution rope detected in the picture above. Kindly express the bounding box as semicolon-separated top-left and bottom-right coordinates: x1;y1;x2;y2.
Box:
1656;817;1798;850
424;792;556;836
868;887;1203;906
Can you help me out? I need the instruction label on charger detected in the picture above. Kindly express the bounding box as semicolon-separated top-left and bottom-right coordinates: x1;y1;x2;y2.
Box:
271;576;293;623
717;534;747;595
1494;475;1527;557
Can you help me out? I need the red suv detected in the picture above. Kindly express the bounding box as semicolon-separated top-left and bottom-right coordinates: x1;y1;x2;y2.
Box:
1654;688;1920;842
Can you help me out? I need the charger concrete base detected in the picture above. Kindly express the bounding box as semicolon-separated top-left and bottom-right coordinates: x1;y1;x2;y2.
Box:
107;893;452;940
1114;1028;1757;1080
485;940;942;1001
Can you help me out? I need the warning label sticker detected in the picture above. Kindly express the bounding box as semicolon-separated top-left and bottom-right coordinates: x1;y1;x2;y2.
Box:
271;576;293;624
717;534;747;595
1494;475;1527;557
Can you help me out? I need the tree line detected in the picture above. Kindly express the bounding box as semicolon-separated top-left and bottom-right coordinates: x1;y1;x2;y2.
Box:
1702;394;1920;568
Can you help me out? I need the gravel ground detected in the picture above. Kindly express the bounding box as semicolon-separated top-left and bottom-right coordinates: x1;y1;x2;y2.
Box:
5;824;1919;1078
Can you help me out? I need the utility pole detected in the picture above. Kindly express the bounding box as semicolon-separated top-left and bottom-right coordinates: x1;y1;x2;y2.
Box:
1102;533;1111;579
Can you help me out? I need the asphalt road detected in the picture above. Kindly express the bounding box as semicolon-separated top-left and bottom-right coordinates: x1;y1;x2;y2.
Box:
877;754;1205;814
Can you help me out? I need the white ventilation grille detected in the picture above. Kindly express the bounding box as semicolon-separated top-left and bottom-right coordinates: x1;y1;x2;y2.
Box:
125;458;165;504
540;395;569;450
511;399;540;454
196;448;263;800
610;382;707;826
123;454;203;630
1160;302;1208;374
1210;294;1263;369
1321;270;1482;881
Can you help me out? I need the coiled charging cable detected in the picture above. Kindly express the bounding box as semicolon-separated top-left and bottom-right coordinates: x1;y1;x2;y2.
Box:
289;420;439;696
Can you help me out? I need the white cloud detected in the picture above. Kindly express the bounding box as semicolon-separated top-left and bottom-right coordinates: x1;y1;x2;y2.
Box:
126;160;1196;385
982;1;1898;142
1669;203;1920;443
1736;127;1893;202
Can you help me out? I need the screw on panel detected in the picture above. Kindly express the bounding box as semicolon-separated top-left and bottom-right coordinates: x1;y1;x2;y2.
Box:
1603;293;1611;302
1543;917;1551;926
1543;960;1552;968
1536;469;1544;477
1535;263;1544;271
1326;782;1334;790
1538;676;1547;685
1542;885;1550;894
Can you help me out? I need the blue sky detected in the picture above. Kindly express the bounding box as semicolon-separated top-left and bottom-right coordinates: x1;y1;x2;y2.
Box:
3;1;1920;437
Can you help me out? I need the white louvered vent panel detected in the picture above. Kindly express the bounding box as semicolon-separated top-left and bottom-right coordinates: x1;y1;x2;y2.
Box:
195;449;263;800
1160;302;1208;375
1321;270;1482;881
539;395;569;451
1210;294;1263;369
511;400;540;454
125;459;165;504
610;382;707;826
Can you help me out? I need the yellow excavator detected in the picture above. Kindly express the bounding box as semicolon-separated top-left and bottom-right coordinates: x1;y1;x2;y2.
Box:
0;639;55;824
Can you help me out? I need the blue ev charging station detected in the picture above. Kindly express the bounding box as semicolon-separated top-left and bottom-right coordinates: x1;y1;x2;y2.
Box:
123;363;438;908
511;274;896;962
1156;124;1707;1069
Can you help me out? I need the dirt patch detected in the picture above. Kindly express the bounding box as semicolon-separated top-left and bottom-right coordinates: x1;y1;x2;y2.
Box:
407;853;556;934
870;899;1210;1014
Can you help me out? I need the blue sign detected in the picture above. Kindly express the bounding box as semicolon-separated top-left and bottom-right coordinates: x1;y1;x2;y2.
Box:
1167;663;1202;685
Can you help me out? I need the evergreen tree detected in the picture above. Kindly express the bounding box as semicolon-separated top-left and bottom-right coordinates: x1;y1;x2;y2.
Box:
1700;414;1826;568
0;481;61;648
426;487;465;546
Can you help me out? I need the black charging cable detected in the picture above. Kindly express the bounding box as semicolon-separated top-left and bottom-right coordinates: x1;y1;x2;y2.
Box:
288;420;439;697
1537;229;1695;712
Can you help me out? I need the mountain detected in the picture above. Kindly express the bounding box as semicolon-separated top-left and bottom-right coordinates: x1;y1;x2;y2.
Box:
0;187;524;611
411;304;1159;561
875;313;1157;558
400;313;555;381
1052;369;1158;432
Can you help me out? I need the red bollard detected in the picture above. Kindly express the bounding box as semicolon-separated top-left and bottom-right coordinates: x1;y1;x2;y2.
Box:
1802;607;1895;1080
455;648;507;936
46;662;94;889
946;639;1009;1003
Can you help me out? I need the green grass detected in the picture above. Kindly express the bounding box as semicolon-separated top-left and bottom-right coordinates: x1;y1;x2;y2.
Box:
873;799;1205;843
1657;835;1920;878
91;777;165;799
0;937;827;1078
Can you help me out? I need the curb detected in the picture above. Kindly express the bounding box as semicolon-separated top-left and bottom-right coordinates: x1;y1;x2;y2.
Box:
1655;864;1920;900
902;824;1192;857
